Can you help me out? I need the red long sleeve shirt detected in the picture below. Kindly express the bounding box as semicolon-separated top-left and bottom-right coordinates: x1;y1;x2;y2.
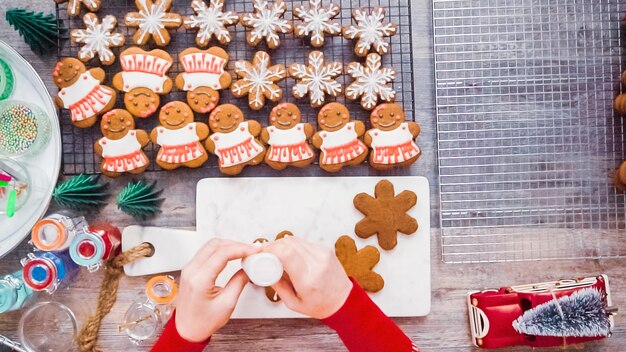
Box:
151;279;418;352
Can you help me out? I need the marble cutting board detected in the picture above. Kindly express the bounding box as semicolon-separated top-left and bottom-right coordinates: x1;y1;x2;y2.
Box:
123;176;430;318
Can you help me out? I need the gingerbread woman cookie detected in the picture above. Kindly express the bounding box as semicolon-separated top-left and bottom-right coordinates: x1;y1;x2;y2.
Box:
240;0;292;49
261;103;315;170
205;104;266;175
293;0;341;48
55;0;101;17
94;109;150;178
231;51;286;110
335;235;384;293
364;103;421;169
343;7;397;57
346;53;396;110
150;101;210;170
311;103;368;172
125;0;182;46
113;47;174;118
184;0;239;46
354;180;418;250
53;58;116;129
70;13;125;66
289;51;342;108
175;47;231;113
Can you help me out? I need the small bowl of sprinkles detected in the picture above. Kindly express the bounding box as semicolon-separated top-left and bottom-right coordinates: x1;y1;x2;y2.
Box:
0;100;50;157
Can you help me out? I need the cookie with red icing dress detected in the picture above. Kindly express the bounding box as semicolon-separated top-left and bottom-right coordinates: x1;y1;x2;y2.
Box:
150;101;210;170
260;103;315;170
311;102;368;173
364;103;421;170
94;109;150;178
113;47;174;118
205;104;266;175
53;58;116;129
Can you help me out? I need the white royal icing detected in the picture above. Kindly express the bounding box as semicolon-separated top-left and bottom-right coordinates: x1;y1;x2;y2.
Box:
346;53;396;110
293;0;341;46
72;14;124;63
121;72;168;92
211;121;263;167
320;122;357;150
267;123;313;163
125;0;182;44
184;0;238;45
232;52;285;110
156;122;199;147
290;51;342;107
241;0;292;47
368;122;420;164
100;131;141;158
59;72;100;107
179;52;227;90
343;7;397;56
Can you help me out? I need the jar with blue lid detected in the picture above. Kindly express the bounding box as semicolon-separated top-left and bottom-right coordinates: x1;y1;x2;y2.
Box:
21;251;79;294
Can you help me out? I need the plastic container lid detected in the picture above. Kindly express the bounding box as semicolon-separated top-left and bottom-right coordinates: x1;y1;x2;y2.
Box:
69;231;105;268
31;218;68;251
146;276;177;305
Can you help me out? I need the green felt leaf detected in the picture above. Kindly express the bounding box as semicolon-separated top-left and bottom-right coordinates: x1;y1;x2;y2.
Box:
5;8;63;55
116;180;163;219
52;174;109;210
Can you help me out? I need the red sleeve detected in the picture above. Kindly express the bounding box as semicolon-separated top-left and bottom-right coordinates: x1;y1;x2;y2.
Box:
321;278;418;352
151;311;210;352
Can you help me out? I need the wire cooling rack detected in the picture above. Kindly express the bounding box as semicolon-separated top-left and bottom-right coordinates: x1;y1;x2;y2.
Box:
55;0;414;175
434;0;626;263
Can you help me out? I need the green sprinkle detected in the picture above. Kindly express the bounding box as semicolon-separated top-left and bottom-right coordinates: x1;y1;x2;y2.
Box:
0;180;7;187
0;103;38;155
6;188;15;217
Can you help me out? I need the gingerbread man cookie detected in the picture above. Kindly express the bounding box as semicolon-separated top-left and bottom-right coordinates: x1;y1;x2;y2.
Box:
613;161;626;192
175;47;231;113
343;7;397;57
125;0;182;46
261;103;315;170
293;0;341;48
364;103;421;169
231;51;286;110
53;58;116;128
150;101;210;170
346;53;396;110
184;0;239;46
354;180;418;250
205;104;266;175
252;231;294;302
335;235;384;293
94;109;150;178
311;103;368;173
70;13;125;66
55;0;101;17
289;51;342;108
113;47;174;118
240;0;292;49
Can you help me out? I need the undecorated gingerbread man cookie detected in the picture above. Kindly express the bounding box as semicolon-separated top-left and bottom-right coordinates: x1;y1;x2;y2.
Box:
335;235;384;293
205;104;266;175
53;58;116;128
311;103;368;172
261;103;315;170
150;101;210;170
94;109;150;178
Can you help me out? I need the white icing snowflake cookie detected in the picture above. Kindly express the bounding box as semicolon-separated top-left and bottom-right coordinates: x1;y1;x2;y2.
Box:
125;0;182;46
293;0;341;48
289;51;342;108
343;7;398;57
231;51;286;110
70;13;125;66
240;0;292;49
184;0;239;46
55;0;101;17
346;53;396;110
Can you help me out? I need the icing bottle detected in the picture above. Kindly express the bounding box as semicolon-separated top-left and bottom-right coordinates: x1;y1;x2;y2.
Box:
31;213;88;252
120;275;177;345
0;270;36;313
69;224;121;272
21;251;79;293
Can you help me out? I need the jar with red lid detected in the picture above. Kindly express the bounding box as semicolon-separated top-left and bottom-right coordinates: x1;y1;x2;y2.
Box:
69;224;121;272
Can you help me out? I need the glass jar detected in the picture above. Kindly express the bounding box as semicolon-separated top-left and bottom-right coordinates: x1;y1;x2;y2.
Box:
69;224;121;272
0;270;36;314
21;251;79;294
31;213;88;252
18;302;79;352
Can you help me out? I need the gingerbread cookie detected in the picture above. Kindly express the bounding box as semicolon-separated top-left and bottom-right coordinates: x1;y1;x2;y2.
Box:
231;51;286;110
55;0;101;17
311;103;368;172
342;7;397;57
335;235;384;293
261;103;315;170
150;101;210;170
346;53;396;110
613;161;626;192
94;109;150;178
184;0;239;46
293;0;341;48
364;103;421;169
252;231;294;302
125;0;182;46
113;48;174;118
289;51;342;108
53;58;116;128
175;47;231;113
205;104;266;175
354;180;417;250
71;14;125;66
240;0;292;49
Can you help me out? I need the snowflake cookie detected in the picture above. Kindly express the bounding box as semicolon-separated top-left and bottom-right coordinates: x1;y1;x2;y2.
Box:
55;0;101;17
231;51;286;110
70;14;125;66
289;51;342;108
293;0;341;48
125;0;182;46
343;7;398;57
240;0;292;49
184;0;239;46
346;53;396;110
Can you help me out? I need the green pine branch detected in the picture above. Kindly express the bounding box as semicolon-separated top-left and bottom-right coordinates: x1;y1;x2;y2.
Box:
6;8;62;55
53;174;109;210
117;180;163;219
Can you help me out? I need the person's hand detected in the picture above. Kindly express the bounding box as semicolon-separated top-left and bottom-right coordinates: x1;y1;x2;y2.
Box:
175;238;259;342
262;236;353;319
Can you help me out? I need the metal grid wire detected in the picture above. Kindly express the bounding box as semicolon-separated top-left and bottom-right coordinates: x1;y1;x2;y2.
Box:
55;0;414;175
434;0;626;263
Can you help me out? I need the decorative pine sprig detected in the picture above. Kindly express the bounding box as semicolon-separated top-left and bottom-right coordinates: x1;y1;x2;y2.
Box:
116;180;163;219
52;174;109;210
5;8;62;55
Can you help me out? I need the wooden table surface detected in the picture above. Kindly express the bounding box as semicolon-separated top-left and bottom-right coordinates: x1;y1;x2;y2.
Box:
1;1;625;351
